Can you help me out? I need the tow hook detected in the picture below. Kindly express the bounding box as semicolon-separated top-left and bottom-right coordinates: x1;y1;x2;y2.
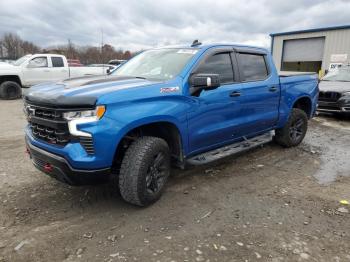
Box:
44;163;53;172
25;147;31;158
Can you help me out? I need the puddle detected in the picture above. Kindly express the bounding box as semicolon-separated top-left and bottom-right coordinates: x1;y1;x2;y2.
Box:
314;144;350;184
309;117;350;184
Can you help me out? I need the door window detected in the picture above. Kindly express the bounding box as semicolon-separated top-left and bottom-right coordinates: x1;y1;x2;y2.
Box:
238;53;268;81
28;57;48;68
51;57;64;67
195;53;234;84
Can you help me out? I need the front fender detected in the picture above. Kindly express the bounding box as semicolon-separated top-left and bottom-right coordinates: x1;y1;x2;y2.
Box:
101;97;191;156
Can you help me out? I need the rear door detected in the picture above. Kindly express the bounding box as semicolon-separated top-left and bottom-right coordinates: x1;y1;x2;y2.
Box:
187;48;243;154
235;52;280;135
50;56;69;81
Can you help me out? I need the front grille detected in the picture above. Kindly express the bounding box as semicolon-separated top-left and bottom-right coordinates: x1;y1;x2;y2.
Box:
33;107;63;120
319;91;341;102
31;123;70;145
25;102;96;154
25;103;70;146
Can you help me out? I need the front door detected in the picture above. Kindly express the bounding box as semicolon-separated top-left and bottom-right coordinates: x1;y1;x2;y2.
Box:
22;56;51;86
187;50;242;155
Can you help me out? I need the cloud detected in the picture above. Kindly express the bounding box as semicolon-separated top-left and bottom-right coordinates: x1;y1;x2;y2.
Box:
0;0;349;51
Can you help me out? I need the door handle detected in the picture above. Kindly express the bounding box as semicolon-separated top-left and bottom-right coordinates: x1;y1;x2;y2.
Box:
269;86;278;92
230;91;241;97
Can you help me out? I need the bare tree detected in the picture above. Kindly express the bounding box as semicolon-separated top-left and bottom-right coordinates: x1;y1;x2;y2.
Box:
0;40;3;58
0;33;41;59
21;40;40;55
0;32;134;63
2;33;21;59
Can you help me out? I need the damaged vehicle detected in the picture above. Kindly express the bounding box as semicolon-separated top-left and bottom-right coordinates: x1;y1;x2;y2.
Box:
318;66;350;115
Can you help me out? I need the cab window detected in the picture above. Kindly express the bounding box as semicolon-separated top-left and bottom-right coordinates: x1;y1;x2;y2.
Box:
238;53;268;81
28;57;48;68
51;57;64;67
195;53;234;84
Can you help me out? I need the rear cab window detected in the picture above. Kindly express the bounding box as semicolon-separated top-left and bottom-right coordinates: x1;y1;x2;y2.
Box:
51;57;64;67
238;53;269;81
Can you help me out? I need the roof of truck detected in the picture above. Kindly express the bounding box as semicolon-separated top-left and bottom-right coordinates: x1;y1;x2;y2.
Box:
155;43;269;54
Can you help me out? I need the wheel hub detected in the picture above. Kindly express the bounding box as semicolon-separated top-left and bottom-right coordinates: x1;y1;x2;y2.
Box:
146;152;166;193
289;118;304;142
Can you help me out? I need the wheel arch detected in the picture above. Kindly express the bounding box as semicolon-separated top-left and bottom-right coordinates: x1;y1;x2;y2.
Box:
112;118;185;171
0;75;22;87
292;96;313;118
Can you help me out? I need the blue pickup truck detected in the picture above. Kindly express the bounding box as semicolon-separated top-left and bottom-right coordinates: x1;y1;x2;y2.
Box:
24;42;319;206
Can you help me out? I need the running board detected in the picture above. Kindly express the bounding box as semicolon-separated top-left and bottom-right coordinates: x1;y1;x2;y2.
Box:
186;131;274;165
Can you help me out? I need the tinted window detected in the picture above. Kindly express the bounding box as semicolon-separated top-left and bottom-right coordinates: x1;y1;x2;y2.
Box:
51;57;64;67
28;57;48;68
239;53;268;81
195;53;234;84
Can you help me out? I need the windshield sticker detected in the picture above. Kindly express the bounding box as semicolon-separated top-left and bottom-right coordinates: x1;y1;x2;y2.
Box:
160;86;180;93
177;49;198;55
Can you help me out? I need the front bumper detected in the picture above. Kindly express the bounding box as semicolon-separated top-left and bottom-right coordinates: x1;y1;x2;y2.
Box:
317;99;350;113
26;137;111;185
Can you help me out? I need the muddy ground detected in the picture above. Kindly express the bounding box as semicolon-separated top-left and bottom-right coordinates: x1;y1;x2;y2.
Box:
0;99;349;262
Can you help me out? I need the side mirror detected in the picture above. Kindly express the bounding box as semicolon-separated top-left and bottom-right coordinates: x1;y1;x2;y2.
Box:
106;69;111;74
189;73;220;95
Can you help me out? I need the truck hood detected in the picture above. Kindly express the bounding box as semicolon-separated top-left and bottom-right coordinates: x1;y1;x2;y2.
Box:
24;75;162;108
319;80;350;93
0;63;21;73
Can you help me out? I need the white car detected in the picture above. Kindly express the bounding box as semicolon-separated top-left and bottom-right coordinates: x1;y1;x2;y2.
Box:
0;54;109;99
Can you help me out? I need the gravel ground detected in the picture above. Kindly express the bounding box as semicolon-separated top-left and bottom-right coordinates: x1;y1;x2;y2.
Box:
0;99;349;262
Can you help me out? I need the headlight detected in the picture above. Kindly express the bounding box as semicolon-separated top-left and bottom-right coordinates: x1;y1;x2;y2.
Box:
64;105;106;137
63;105;105;120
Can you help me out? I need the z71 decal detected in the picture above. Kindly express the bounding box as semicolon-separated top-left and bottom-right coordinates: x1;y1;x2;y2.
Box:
160;86;180;93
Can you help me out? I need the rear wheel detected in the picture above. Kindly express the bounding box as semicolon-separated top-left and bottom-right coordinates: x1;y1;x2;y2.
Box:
119;136;170;206
275;108;308;147
0;81;22;100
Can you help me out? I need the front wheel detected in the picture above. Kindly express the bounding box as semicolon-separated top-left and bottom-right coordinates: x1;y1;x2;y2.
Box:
0;81;22;100
275;108;308;147
119;136;170;206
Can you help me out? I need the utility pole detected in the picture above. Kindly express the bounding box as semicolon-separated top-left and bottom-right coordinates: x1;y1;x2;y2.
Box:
101;29;104;64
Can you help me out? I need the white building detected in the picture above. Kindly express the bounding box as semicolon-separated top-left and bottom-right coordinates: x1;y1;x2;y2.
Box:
270;25;350;74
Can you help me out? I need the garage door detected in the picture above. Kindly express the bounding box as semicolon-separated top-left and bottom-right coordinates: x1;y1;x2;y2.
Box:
283;37;325;62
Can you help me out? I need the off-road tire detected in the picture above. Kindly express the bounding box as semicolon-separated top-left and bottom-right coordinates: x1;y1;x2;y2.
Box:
275;108;308;147
0;81;22;100
119;136;170;206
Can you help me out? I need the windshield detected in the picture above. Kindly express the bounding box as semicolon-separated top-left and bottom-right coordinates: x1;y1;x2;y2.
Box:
13;55;32;66
323;66;350;82
112;48;198;81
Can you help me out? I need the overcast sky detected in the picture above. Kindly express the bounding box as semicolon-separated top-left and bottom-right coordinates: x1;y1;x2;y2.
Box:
0;0;349;51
